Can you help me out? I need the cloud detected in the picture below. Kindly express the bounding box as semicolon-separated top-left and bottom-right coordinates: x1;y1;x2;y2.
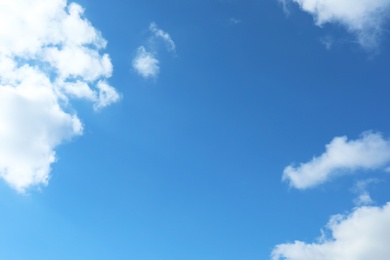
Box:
132;23;175;79
0;0;119;192
271;202;390;260
149;22;176;53
352;179;380;206
283;132;390;189
279;0;390;49
319;35;334;50
229;18;242;25
132;46;159;78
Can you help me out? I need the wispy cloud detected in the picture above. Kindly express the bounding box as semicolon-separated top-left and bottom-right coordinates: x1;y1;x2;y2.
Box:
229;18;242;25
0;0;119;192
132;23;176;79
272;202;390;260
279;0;390;49
283;132;390;189
149;22;176;53
320;35;335;50
352;179;380;206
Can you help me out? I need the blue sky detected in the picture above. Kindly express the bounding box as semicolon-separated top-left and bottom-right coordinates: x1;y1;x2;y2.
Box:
1;0;390;259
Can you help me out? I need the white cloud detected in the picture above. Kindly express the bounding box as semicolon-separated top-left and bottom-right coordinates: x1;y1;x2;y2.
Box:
352;179;380;206
271;202;390;260
354;192;374;206
149;22;176;53
0;0;119;192
0;83;83;192
132;23;175;79
94;81;120;110
283;132;390;189
132;46;160;78
280;0;390;49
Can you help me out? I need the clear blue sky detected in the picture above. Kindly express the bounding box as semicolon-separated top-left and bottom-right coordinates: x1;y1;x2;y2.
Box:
1;0;390;259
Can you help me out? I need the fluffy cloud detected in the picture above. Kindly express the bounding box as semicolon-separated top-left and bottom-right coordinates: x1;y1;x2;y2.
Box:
132;46;160;78
283;132;390;189
280;0;390;49
0;0;119;192
132;23;175;79
271;202;390;260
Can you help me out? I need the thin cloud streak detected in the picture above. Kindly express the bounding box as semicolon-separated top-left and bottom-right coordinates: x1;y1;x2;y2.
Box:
149;22;176;53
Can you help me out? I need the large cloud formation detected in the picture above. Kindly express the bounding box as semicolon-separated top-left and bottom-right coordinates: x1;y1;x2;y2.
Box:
283;132;390;189
0;0;119;192
272;202;390;260
280;0;390;49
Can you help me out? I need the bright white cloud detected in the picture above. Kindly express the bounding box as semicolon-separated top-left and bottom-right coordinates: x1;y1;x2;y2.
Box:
0;0;119;192
271;202;390;260
280;0;390;49
132;46;160;78
132;23;175;79
283;132;390;189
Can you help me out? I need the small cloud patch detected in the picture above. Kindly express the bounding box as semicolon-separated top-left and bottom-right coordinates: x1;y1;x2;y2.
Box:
283;132;390;189
132;23;176;79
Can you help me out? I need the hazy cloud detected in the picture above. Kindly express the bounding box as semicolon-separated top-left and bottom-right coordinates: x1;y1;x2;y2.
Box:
283;132;390;189
279;0;390;49
352;179;380;206
0;0;119;192
149;22;176;53
272;202;390;260
229;18;242;25
320;35;335;50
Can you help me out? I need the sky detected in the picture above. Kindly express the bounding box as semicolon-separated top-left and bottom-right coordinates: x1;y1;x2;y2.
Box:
1;0;390;259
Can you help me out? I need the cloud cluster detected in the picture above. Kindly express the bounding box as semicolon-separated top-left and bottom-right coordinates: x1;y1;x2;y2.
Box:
283;132;390;189
132;23;176;79
280;0;390;49
0;0;119;192
272;202;390;260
